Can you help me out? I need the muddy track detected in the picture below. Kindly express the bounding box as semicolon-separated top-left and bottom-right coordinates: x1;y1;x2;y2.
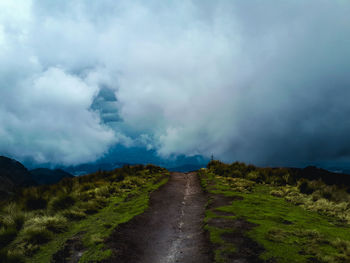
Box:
103;172;213;263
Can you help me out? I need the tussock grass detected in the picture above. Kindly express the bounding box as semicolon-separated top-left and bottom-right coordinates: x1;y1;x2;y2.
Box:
0;227;17;248
0;164;168;262
49;194;75;211
60;209;86;221
22;225;52;245
25;215;67;233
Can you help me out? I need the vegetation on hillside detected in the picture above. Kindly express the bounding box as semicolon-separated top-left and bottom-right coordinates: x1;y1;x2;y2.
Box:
200;161;350;263
0;164;168;263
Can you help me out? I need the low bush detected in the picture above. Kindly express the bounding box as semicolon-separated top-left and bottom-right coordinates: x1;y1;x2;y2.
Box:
81;200;103;214
0;249;25;263
1;204;26;231
270;189;284;197
0;227;17;248
50;194;75;211
226;177;255;192
61;209;86;220
95;186;111;198
22;225;52;244
246;171;260;181
24;196;47;211
114;174;125;182
78;190;95;201
26;215;67;233
298;180;315;194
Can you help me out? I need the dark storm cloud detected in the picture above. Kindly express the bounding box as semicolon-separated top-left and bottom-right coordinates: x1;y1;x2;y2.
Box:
0;0;350;166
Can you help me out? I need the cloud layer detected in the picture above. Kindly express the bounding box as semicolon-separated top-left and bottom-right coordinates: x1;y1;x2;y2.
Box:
1;0;350;166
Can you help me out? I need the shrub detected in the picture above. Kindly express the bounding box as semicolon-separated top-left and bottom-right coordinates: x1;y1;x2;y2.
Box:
270;190;285;197
231;169;243;178
80;183;95;191
20;188;48;211
298;180;314;194
22;226;52;244
95;186;111;198
26;215;67;233
266;228;288;242
78;191;95;202
0;249;25;263
61;209;86;221
0;227;17;248
2;204;25;231
81;200;103;214
114;174;125;182
227;177;254;192
24;196;47;211
246;171;260;181
331;238;350;260
321;190;333;200
50;194;75;211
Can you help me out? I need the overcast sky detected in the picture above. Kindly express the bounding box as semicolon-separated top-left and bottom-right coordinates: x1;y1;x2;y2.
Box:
1;0;350;167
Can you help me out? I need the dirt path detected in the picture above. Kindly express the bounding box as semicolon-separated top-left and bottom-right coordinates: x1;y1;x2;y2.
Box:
104;172;212;263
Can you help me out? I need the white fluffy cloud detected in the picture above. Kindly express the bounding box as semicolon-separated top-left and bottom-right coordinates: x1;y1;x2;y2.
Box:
0;66;116;165
1;0;350;166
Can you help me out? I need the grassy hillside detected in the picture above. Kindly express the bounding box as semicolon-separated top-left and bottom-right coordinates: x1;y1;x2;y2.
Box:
0;164;168;263
200;161;350;263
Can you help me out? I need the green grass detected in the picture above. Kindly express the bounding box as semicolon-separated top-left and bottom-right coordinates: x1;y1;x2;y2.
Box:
0;165;169;263
199;168;350;263
205;224;237;263
26;176;168;263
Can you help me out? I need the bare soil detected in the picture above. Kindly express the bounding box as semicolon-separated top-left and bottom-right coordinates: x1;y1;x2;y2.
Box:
51;232;86;263
207;194;264;263
103;172;213;263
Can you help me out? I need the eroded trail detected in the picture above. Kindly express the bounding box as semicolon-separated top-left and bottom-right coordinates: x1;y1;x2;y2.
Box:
104;172;212;263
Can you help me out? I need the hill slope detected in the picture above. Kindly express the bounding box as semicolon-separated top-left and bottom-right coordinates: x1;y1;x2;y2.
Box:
30;168;74;185
201;161;350;262
0;156;36;198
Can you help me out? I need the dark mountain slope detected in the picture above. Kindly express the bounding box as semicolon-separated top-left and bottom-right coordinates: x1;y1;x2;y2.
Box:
0;156;36;198
30;168;74;185
0;156;36;186
289;165;350;186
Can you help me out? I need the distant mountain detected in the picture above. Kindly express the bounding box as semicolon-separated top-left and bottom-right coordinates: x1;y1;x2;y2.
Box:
0;156;36;198
89;145;209;170
21;145;209;175
63;161;208;175
168;164;207;172
290;166;350;186
63;162;129;175
0;156;75;198
30;168;74;185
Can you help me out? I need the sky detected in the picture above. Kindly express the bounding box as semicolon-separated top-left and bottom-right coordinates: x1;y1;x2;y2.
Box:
1;0;350;168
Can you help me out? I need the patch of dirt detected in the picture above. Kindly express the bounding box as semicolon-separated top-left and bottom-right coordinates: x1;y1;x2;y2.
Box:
102;172;212;263
207;217;237;229
220;219;264;263
207;189;264;263
51;232;86;263
207;195;243;209
213;210;236;217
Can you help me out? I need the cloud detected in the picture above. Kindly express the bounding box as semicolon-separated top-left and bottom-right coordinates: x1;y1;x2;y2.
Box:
1;0;350;166
0;67;117;165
